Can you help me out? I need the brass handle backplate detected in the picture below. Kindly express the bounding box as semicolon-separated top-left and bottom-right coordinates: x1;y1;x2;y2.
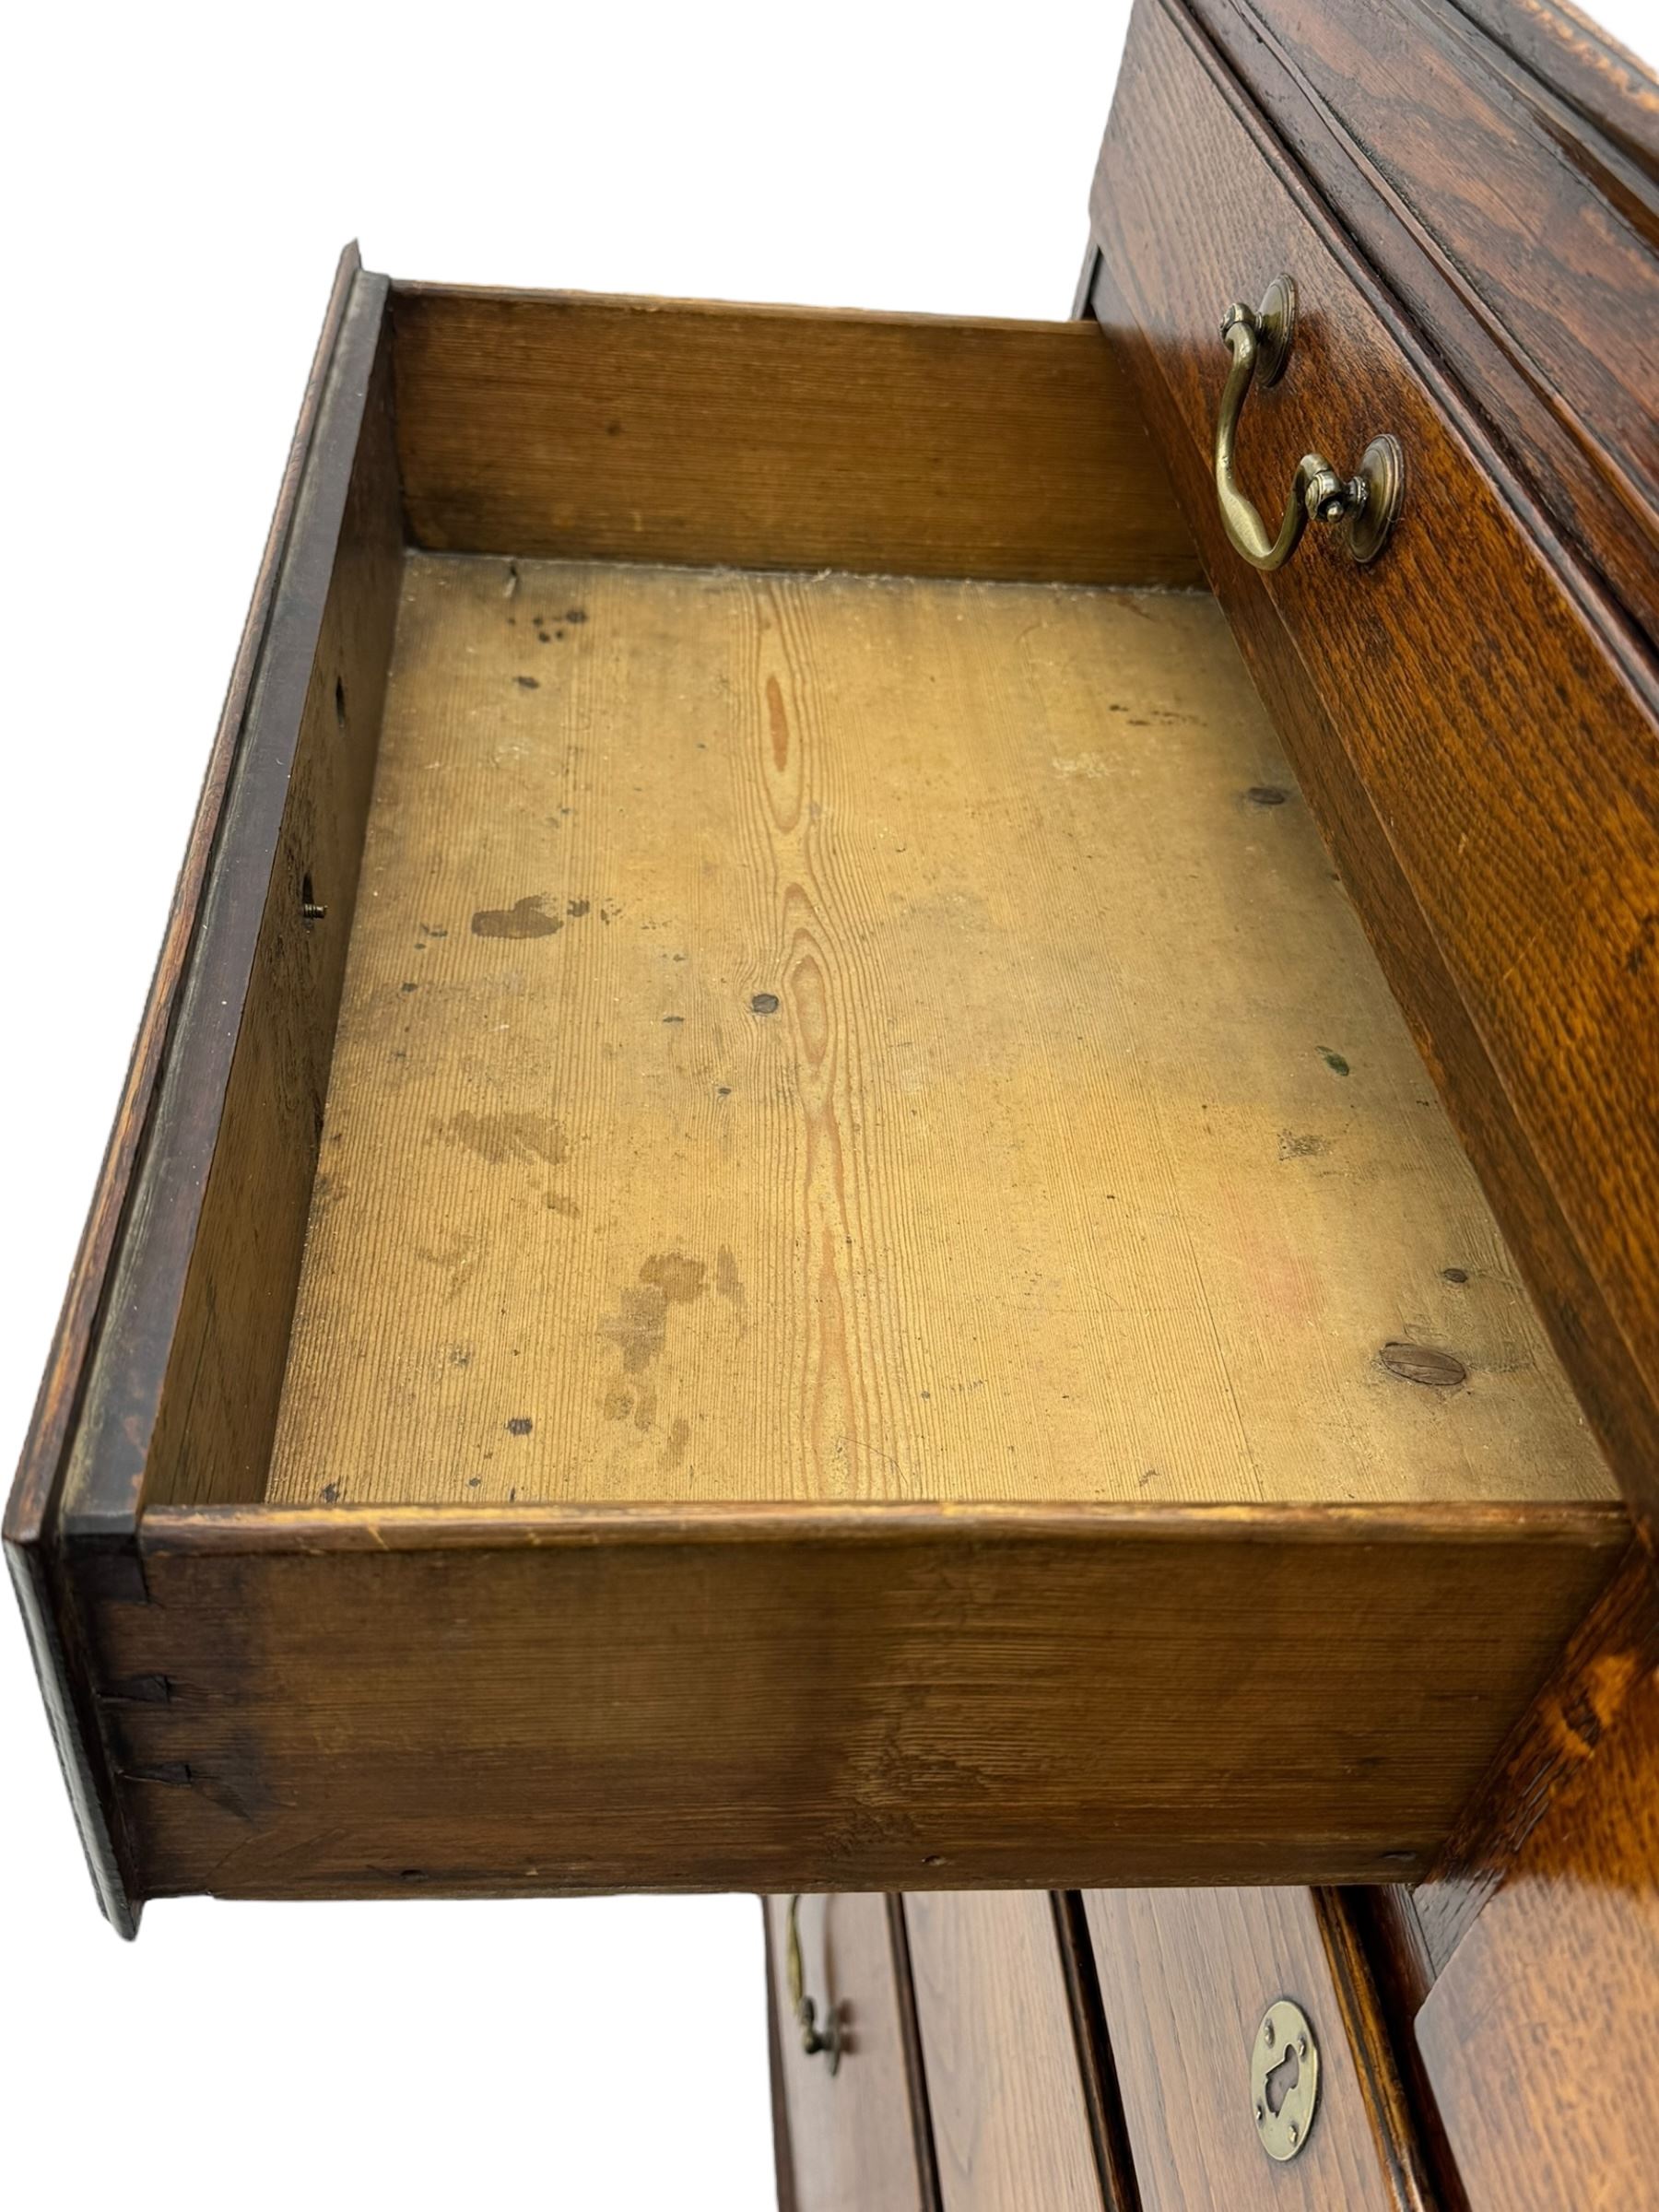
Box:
785;1895;843;2074
1215;275;1403;571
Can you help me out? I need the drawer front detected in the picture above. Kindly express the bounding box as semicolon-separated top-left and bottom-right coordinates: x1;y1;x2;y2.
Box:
1083;1888;1428;2209
765;1894;931;2212
1090;0;1659;1527
904;1891;1112;2212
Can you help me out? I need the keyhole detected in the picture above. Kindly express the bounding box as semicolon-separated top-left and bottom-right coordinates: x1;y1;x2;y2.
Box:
1264;2041;1300;2116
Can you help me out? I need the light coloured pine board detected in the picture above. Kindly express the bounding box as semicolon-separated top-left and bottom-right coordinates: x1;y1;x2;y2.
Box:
265;553;1611;1508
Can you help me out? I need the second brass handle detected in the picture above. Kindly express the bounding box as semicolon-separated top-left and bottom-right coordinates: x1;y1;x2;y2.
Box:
785;1894;843;2074
1214;275;1403;571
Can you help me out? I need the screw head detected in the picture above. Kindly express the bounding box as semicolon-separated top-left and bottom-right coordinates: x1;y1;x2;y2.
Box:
1263;2019;1275;2048
1288;2123;1300;2146
1254;2103;1265;2125
1298;2034;1309;2058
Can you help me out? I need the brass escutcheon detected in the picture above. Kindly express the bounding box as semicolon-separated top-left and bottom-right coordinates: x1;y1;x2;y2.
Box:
1251;1996;1320;2160
1215;274;1404;571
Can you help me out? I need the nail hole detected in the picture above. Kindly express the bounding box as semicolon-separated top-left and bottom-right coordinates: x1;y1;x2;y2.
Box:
334;676;347;728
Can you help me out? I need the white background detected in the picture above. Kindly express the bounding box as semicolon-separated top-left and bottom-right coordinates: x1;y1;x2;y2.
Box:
2;3;1652;2207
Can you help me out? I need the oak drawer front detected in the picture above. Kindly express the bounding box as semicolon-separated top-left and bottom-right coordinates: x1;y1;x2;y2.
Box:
766;1895;931;2212
1083;1888;1429;2209
7;254;1623;1928
1089;0;1659;1525
904;1892;1110;2212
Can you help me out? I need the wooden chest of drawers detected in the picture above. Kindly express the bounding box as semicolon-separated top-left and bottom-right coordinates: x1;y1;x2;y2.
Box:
9;0;1657;2196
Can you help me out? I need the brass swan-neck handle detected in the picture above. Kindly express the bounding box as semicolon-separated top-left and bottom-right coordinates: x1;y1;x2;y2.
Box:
785;1894;843;2073
1213;275;1403;571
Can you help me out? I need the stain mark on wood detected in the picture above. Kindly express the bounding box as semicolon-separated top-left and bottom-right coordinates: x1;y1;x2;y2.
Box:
438;1111;566;1168
1278;1131;1330;1159
471;893;561;939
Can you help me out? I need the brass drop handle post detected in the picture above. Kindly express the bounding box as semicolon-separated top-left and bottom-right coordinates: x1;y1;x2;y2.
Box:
785;1894;843;2074
1214;275;1403;571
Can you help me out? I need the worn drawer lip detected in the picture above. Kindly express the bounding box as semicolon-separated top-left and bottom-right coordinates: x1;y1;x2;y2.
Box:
5;243;386;1560
392;275;1099;337
4;241;379;1937
135;1496;1630;1555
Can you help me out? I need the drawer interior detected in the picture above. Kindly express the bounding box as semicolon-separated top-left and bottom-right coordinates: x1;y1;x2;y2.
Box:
269;550;1597;1511
135;283;1612;1518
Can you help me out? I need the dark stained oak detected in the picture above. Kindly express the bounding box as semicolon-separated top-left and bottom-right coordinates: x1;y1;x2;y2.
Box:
1413;1542;1659;1971
904;1891;1111;2212
1450;0;1659;172
1089;0;1659;1535
764;1895;933;2212
1414;1583;1659;2210
390;287;1205;587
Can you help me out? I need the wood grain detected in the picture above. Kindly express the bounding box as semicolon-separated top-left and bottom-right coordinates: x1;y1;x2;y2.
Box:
1089;0;1659;1532
764;1894;932;2212
143;333;403;1506
1412;1540;1659;1972
58;269;403;1531
266;553;1606;1512
904;1891;1108;2212
389;288;1203;587
1083;1885;1430;2209
1414;1588;1659;2211
85;1500;1621;1900
1450;0;1659;173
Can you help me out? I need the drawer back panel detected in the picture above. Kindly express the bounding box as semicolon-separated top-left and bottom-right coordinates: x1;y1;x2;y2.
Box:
389;288;1203;588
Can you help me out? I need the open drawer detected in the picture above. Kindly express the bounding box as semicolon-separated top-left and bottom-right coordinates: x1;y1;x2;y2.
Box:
6;253;1625;1934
